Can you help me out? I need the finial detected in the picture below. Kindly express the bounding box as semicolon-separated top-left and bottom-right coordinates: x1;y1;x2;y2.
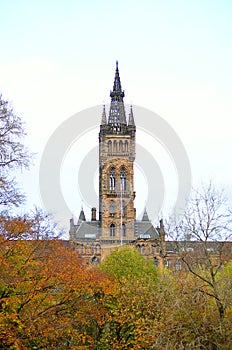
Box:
116;60;118;70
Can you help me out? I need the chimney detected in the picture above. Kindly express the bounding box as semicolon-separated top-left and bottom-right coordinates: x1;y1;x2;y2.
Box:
91;207;96;221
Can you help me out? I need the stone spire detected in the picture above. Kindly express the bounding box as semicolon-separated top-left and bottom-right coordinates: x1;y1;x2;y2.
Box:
110;61;124;101
101;104;107;125
108;61;127;126
142;207;149;221
128;105;135;126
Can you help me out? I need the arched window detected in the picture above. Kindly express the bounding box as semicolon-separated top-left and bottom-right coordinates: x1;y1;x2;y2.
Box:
108;140;112;153
91;243;94;254
122;200;126;215
120;166;126;191
137;244;140;253
96;244;101;253
110;223;115;237
81;244;85;254
113;140;117;152
141;244;145;254
122;223;126;237
119;140;123;152
110;167;116;191
110;200;115;214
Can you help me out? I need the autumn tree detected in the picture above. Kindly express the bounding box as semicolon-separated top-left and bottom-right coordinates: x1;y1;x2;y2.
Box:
0;210;116;349
168;182;232;346
0;94;30;211
0;95;119;349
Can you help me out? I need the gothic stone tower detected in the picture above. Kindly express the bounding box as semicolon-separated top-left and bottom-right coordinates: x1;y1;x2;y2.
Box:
99;62;136;243
69;62;164;264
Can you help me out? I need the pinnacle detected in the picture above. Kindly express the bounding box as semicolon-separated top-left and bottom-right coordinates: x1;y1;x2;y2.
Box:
101;104;107;125
128;105;135;126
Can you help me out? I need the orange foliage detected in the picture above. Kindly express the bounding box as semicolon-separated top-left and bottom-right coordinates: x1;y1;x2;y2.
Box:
0;217;117;349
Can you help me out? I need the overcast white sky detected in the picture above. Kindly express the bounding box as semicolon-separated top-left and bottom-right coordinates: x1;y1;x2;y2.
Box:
1;1;232;232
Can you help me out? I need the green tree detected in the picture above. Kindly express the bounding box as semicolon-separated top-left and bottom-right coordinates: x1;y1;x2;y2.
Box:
100;245;157;284
99;247;159;349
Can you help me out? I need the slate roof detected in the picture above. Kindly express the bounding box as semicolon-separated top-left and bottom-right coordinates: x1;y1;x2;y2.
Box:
74;221;101;241
73;219;159;241
73;206;159;242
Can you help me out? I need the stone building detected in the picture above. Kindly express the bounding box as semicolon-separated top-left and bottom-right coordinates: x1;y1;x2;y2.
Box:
69;62;165;264
69;62;232;267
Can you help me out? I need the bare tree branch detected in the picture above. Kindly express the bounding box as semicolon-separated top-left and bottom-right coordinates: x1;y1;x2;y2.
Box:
0;94;31;210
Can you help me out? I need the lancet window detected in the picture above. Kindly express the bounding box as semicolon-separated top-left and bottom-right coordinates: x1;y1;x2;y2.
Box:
109;167;116;190
120;166;126;191
108;140;112;153
110;200;116;214
110;223;116;237
122;223;126;237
